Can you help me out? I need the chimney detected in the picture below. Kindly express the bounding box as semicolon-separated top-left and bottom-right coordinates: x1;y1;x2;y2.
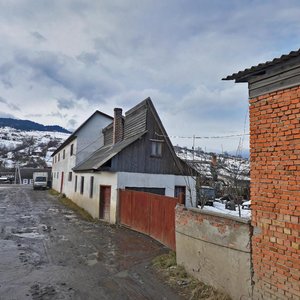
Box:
211;153;217;167
113;108;123;144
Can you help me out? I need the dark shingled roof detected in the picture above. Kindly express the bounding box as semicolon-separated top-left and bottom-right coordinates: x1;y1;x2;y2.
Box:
73;132;146;171
223;49;300;82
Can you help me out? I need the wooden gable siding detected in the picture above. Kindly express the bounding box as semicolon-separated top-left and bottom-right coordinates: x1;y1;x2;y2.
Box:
109;108;184;175
124;104;147;139
110;134;182;174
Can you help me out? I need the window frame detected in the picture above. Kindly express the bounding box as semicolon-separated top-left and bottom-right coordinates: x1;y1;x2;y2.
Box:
150;139;163;157
80;176;84;194
68;172;72;182
75;175;78;192
89;176;94;198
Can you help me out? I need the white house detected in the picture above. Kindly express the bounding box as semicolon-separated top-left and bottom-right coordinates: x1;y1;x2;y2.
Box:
51;110;113;194
52;98;196;223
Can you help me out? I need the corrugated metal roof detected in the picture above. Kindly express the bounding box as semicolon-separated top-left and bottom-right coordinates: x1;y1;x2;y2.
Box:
223;49;300;82
73;131;147;171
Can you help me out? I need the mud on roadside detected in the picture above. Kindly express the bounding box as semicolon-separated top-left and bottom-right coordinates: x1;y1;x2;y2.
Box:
152;252;231;300
53;191;230;300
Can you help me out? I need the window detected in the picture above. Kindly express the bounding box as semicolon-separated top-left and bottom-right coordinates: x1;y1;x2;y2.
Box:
75;176;78;192
174;186;186;204
70;144;74;156
90;176;94;198
151;140;163;157
80;176;84;194
68;172;72;181
63;149;65;159
58;153;60;161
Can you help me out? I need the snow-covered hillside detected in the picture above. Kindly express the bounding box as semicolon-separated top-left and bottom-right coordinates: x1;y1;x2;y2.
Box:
0;126;70;169
174;146;250;182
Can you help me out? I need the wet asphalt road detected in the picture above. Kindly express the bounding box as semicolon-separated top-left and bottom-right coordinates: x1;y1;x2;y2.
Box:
0;185;181;300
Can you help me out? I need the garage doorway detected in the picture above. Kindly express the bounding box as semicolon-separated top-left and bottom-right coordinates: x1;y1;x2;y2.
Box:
99;185;111;221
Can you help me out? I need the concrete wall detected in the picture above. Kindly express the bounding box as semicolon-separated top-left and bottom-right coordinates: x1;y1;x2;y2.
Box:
175;205;252;300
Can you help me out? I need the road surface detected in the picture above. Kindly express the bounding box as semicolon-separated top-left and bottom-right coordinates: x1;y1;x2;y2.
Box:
0;185;181;300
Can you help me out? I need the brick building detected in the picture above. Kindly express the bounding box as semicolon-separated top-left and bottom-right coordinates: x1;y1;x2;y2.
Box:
224;50;300;299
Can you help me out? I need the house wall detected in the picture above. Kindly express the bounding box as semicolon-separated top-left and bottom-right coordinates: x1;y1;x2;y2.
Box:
117;172;196;205
53;170;196;224
250;86;300;299
52;139;77;194
75;115;112;165
112;133;188;175
68;172;118;222
175;205;252;300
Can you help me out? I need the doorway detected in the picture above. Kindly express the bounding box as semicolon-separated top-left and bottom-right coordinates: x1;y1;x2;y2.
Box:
99;185;111;221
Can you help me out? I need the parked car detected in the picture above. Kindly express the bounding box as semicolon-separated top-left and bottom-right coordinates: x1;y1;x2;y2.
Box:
242;200;251;209
197;186;215;206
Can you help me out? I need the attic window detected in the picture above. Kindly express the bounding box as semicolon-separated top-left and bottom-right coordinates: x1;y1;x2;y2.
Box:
151;140;163;157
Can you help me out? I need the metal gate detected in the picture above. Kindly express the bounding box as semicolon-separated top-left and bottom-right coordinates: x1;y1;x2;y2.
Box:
118;189;179;250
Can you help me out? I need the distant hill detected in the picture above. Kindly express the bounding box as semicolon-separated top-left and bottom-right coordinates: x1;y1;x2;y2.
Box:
0;118;71;134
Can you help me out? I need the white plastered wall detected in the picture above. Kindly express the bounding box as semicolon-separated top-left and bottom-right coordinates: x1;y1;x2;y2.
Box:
53;168;196;224
52;139;77;195
69;172;118;222
117;172;196;207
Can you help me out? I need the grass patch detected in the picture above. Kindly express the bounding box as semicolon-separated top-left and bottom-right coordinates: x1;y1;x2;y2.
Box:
152;251;231;300
49;189;95;222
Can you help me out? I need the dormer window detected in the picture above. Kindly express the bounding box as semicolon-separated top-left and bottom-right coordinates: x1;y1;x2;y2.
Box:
151;139;163;157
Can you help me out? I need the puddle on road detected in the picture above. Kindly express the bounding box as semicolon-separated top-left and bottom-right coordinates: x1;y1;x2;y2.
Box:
13;232;45;239
48;208;59;213
19;215;32;219
12;227;45;239
86;252;99;266
57;235;68;241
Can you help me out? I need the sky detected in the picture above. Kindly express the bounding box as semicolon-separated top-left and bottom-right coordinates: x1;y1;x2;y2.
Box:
0;1;300;155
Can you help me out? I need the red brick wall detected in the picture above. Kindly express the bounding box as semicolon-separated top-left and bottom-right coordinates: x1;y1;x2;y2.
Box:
250;86;300;299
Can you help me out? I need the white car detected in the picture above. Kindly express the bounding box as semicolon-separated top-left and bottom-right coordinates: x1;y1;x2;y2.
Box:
242;200;251;209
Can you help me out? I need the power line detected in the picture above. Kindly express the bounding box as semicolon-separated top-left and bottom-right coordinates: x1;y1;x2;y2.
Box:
155;132;249;140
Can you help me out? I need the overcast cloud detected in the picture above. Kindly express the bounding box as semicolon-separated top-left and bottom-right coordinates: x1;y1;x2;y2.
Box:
0;0;300;153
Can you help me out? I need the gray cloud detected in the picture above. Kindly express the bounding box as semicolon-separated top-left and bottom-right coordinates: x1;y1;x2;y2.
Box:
67;118;77;130
0;0;299;152
25;113;43;118
0;111;15;118
0;96;20;111
31;31;47;42
14;50;122;102
47;111;67;119
57;98;76;110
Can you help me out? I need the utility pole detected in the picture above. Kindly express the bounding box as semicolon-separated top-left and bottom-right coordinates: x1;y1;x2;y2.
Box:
14;164;22;184
192;135;195;160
